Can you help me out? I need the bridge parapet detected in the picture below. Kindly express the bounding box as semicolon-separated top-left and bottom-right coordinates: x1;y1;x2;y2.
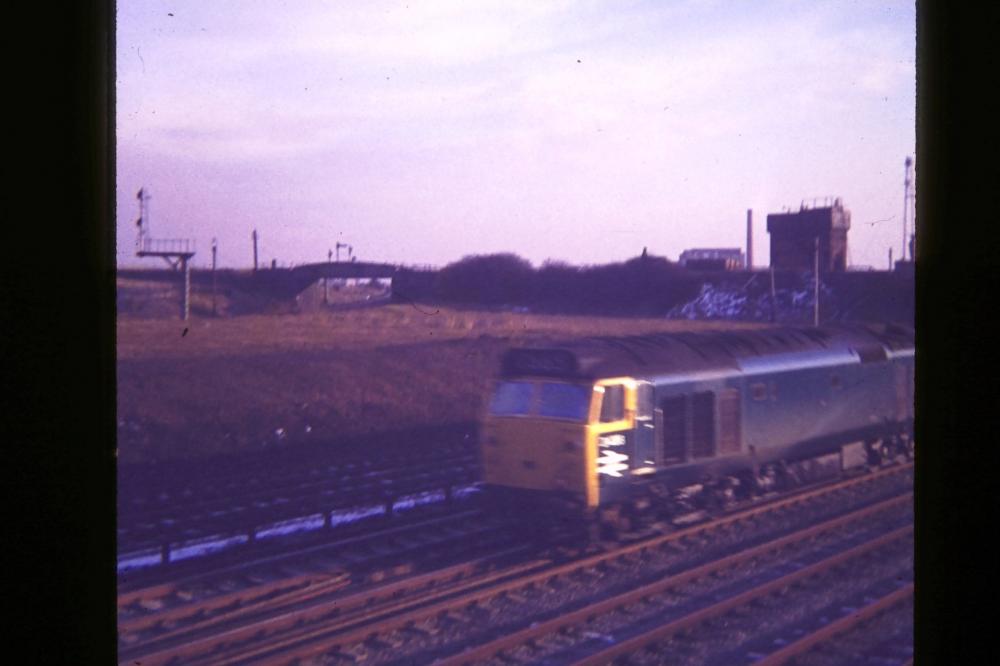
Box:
295;261;397;280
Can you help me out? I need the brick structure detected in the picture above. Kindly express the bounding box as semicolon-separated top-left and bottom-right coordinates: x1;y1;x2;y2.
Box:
766;198;850;272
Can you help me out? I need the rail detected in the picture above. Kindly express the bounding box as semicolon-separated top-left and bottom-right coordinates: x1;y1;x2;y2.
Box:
752;583;913;665
117;452;480;571
440;493;912;665
572;525;911;665
130;464;909;665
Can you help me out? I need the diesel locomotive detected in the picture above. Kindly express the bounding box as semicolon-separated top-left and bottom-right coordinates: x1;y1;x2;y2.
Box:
481;323;914;529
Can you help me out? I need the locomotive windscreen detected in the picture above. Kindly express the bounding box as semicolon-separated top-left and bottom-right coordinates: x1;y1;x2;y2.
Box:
489;381;534;416
537;383;590;420
488;380;591;422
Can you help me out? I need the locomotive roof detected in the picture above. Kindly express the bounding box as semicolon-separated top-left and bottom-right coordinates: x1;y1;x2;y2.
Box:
500;323;914;380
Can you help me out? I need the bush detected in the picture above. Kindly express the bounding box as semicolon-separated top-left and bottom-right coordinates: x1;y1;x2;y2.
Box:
432;251;700;315
436;253;534;304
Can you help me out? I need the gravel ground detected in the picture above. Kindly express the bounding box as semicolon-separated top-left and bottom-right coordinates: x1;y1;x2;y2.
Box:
634;542;913;666
304;483;911;665
781;597;914;666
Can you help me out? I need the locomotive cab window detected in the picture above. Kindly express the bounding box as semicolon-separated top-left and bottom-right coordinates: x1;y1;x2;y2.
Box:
537;383;591;422
636;383;653;419
599;385;625;422
489;381;534;416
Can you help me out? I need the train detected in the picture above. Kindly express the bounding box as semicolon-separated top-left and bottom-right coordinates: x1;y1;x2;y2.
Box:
480;323;914;532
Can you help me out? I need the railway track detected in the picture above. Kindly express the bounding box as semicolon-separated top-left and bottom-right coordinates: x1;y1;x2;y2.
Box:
118;449;480;571
118;488;490;592
119;447;478;531
118;506;526;646
435;491;913;665
118;463;911;665
562;526;911;665
120;553;550;666
747;584;913;665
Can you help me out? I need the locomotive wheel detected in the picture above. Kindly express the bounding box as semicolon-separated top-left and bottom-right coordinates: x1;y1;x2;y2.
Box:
587;521;601;543
865;440;881;466
616;514;633;534
734;471;758;500
879;439;897;463
755;466;779;494
598;507;628;540
608;505;633;535
776;461;800;490
654;502;676;524
700;479;733;512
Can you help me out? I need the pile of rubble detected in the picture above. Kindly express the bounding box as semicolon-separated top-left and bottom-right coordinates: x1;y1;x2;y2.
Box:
667;277;835;323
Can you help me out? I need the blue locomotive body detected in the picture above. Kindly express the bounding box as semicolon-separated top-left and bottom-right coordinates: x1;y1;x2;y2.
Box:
482;324;913;516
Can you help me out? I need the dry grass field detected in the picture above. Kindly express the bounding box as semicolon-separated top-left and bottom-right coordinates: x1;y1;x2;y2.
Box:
117;295;762;465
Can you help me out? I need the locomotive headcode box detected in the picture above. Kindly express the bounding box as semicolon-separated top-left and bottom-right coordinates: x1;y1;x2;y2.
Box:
502;349;578;377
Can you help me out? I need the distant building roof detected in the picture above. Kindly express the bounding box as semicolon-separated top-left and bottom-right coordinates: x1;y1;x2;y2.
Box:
678;248;745;270
679;248;744;261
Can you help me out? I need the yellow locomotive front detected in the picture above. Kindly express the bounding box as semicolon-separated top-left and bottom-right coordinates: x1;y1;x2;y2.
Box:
481;348;640;511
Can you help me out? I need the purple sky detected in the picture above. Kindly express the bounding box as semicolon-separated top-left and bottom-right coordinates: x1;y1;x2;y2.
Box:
117;1;915;270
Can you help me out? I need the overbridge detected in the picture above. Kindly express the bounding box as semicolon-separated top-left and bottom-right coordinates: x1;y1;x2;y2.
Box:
292;261;397;280
248;261;399;299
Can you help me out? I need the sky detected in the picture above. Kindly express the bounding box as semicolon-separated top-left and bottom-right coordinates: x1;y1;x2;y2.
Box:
116;0;915;270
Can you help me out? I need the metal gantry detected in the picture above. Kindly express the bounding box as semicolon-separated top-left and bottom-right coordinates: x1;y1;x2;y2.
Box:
134;187;197;320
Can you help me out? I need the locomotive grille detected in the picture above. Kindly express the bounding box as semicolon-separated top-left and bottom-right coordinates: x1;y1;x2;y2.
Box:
717;388;741;455
661;395;686;463
691;392;715;458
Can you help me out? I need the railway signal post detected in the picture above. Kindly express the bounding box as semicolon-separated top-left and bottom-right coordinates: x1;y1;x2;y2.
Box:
134;187;197;320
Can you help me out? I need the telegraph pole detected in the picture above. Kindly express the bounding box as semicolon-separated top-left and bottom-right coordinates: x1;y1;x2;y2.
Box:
325;249;332;304
814;236;820;326
769;266;777;323
211;238;218;316
902;157;913;261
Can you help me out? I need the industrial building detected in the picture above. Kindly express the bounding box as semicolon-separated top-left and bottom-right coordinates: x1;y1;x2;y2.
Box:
767;198;850;272
678;248;746;271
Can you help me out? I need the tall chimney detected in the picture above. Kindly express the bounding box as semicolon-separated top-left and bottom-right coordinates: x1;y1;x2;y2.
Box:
252;229;259;272
746;209;753;270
